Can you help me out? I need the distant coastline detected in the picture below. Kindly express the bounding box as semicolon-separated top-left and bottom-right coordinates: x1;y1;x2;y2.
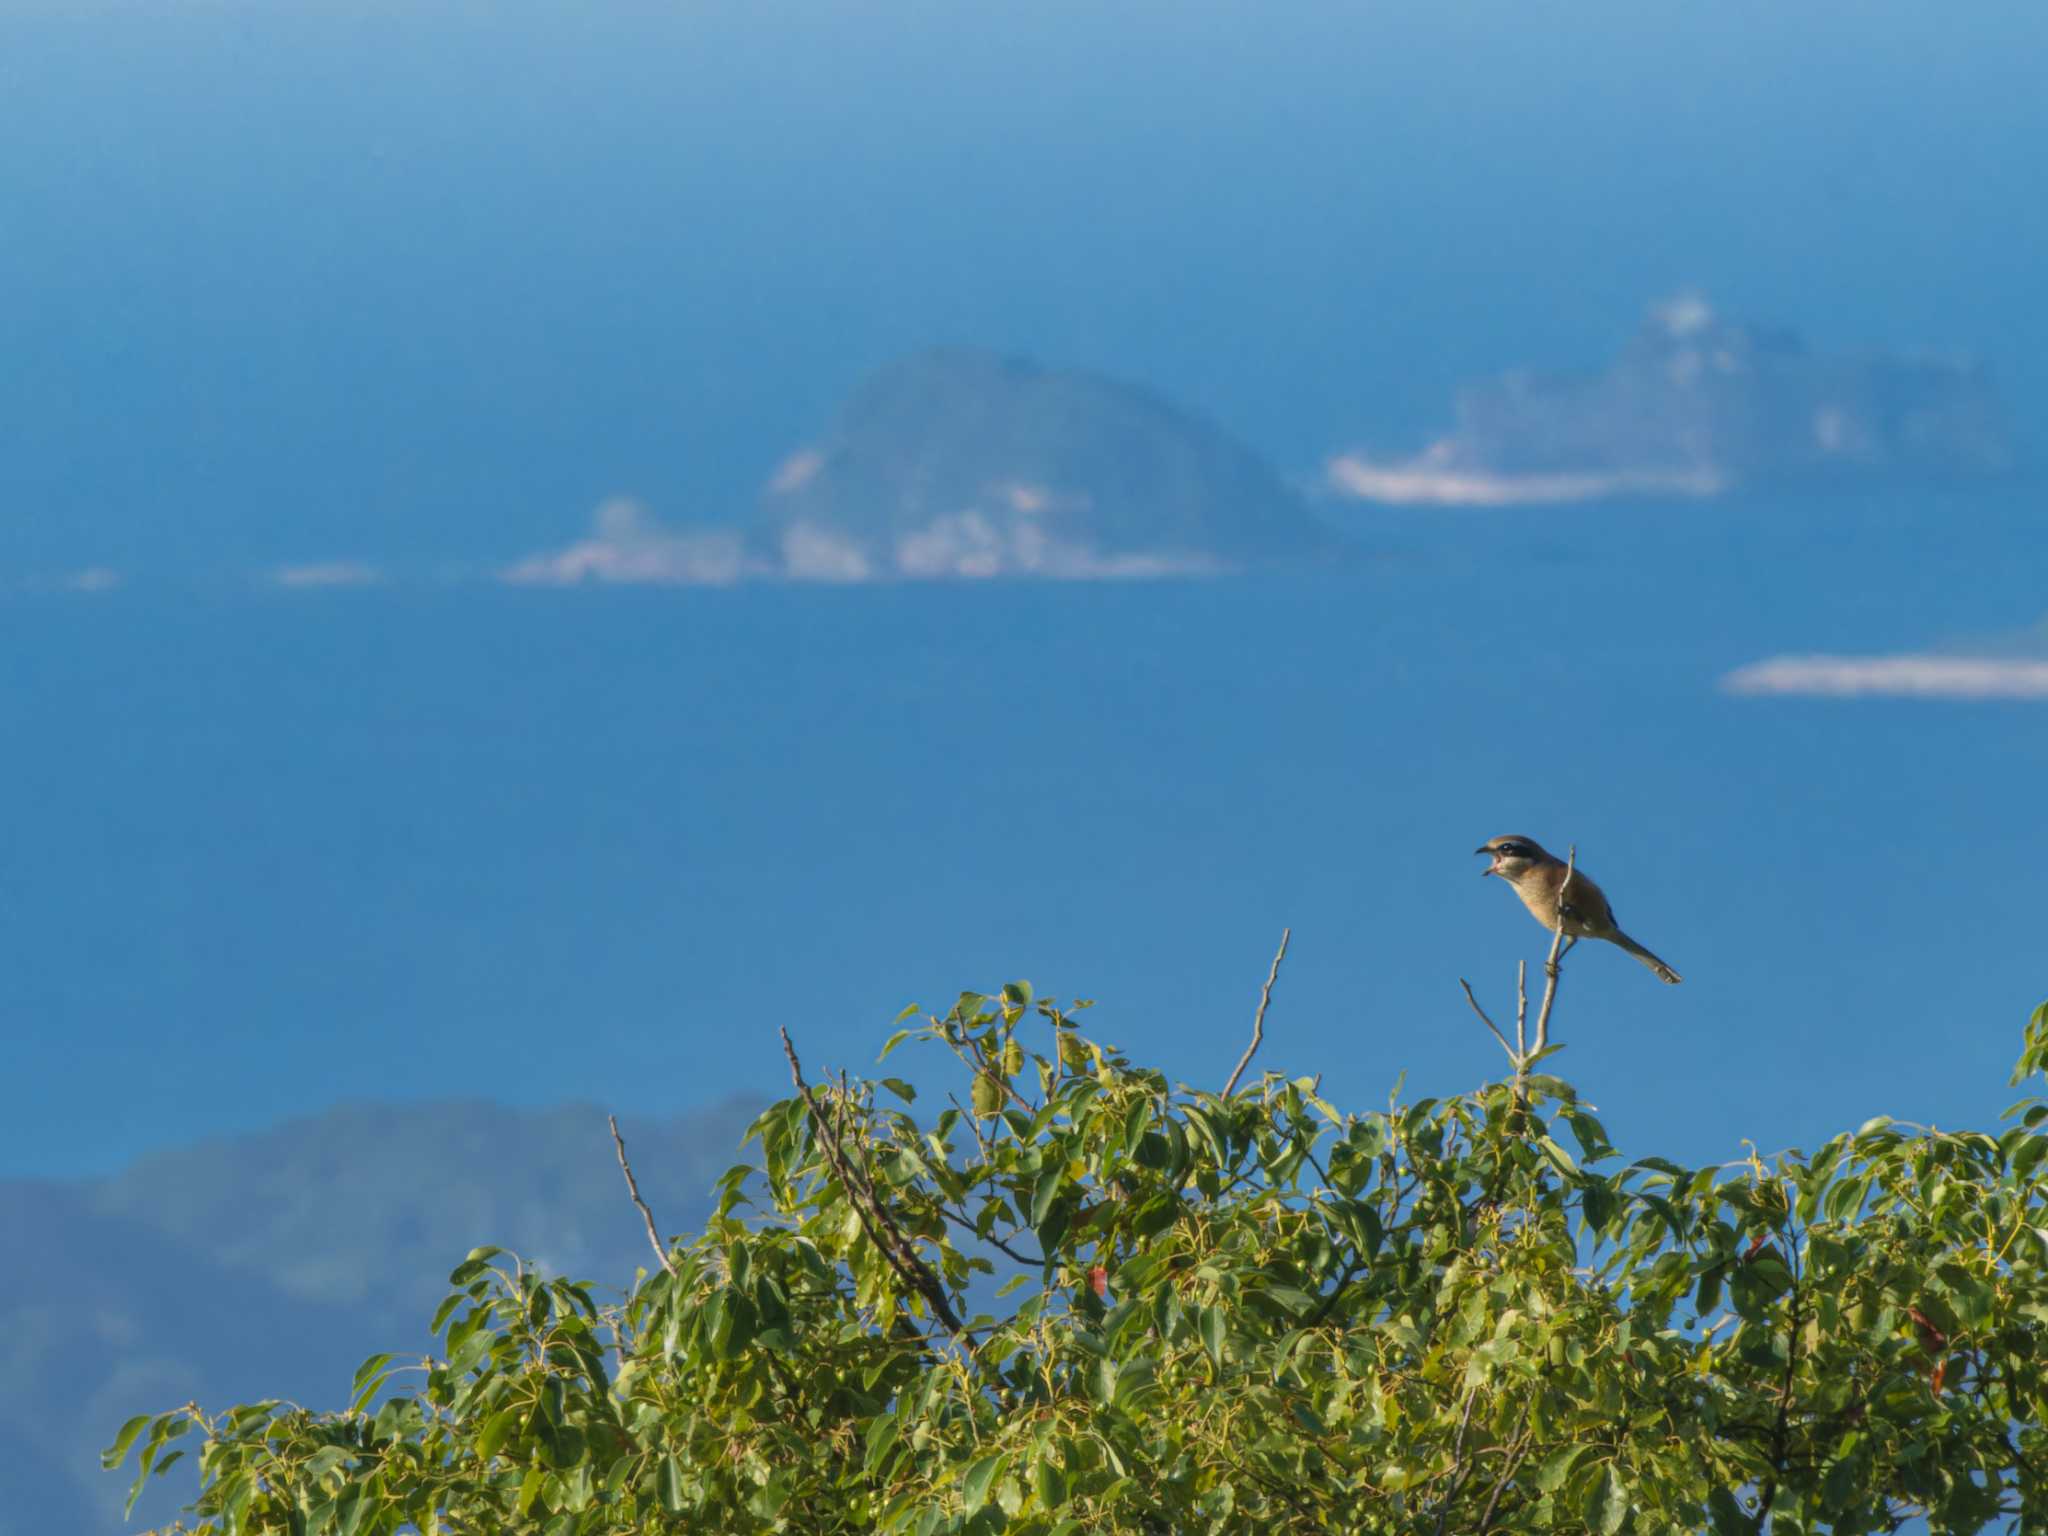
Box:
1324;449;1725;508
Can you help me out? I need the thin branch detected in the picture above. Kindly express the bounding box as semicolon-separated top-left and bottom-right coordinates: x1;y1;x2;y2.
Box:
608;1114;678;1278
1304;1256;1368;1329
939;1029;1035;1116
779;1026;972;1349
1459;978;1517;1062
1476;1403;1537;1533
1514;959;1528;1059
1529;845;1577;1060
1757;1214;1805;1526
1432;1388;1483;1536
934;1204;1047;1267
1224;928;1291;1096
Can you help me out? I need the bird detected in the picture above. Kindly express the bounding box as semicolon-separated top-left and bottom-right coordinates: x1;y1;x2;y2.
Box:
1474;834;1682;984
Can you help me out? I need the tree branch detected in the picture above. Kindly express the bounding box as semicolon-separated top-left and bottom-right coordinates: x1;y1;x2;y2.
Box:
1476;1402;1536;1533
1460;978;1517;1063
934;1204;1046;1267
1432;1388;1483;1536
1530;846;1576;1061
779;1026;973;1349
1756;1214;1804;1527
1224;928;1291;1096
608;1114;678;1278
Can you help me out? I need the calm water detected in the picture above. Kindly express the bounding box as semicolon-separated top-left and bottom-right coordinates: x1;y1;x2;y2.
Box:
4;486;2044;1179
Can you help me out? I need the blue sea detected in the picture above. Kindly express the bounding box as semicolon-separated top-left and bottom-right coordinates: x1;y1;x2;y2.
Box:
5;486;2044;1181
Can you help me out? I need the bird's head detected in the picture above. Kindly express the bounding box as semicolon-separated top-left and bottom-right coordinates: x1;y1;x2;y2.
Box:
1475;834;1550;881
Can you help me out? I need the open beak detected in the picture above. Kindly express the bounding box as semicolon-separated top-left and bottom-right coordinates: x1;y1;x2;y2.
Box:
1475;848;1496;876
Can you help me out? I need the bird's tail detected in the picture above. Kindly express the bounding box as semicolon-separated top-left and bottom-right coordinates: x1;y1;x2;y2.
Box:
1611;931;1682;985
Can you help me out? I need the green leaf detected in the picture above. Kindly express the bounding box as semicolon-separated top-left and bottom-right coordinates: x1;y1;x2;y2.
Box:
517;1466;548;1518
1033;1455;1068;1510
1706;1487;1752;1536
101;1414;151;1470
1564;1109;1612;1160
1031;1166;1064;1228
1534;1442;1590;1493
336;1481;376;1536
1200;1304;1226;1368
1122;1098;1155;1159
478;1404;521;1461
972;1074;1006;1117
1342;1200;1384;1257
429;1292;464;1335
348;1352;397;1414
961;1451;1007;1513
749;1475;793;1519
447;1246;503;1286
864;1415;903;1476
1586;1465;1629;1535
658;1453;686;1515
1113;1358;1159;1407
1695;1262;1725;1315
1821;1453;1863;1514
1580;1177;1616;1234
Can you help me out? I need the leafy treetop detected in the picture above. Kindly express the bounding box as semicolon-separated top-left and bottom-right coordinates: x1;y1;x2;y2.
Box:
111;987;2048;1535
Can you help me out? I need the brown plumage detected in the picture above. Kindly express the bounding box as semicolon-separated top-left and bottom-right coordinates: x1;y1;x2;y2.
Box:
1474;834;1682;984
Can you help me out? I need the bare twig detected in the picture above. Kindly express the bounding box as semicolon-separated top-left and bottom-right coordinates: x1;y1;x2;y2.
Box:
1459;978;1517;1062
779;1026;972;1348
1224;928;1291;1096
1529;845;1577;1061
1514;958;1529;1059
608;1114;678;1278
934;1204;1047;1267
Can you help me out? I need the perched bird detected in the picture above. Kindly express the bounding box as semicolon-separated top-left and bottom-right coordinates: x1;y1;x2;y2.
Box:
1475;835;1682;984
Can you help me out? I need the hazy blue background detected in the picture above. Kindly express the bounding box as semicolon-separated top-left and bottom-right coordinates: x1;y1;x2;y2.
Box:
5;0;2045;572
7;0;2046;1184
2;1;2046;1524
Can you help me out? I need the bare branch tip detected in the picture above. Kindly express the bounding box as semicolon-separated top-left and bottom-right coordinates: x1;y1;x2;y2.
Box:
1223;927;1292;1097
608;1112;678;1278
1459;977;1517;1062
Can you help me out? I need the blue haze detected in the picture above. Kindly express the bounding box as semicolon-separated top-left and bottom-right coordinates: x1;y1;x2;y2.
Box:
1;0;2045;1174
6;490;2045;1185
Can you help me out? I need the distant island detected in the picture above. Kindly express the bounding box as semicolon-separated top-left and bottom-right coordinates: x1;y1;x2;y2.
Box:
505;350;1338;585
756;349;1337;579
1327;294;2015;506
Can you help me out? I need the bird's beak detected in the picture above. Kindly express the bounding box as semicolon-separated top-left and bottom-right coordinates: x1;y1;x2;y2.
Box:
1472;846;1492;856
1475;848;1496;875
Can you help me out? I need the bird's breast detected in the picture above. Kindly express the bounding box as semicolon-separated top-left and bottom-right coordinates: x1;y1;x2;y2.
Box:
1510;879;1563;927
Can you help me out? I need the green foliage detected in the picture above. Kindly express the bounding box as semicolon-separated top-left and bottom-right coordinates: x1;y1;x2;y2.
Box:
112;988;2048;1534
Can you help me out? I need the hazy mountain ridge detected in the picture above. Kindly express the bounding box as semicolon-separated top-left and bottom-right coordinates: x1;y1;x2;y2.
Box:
4;1097;763;1533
